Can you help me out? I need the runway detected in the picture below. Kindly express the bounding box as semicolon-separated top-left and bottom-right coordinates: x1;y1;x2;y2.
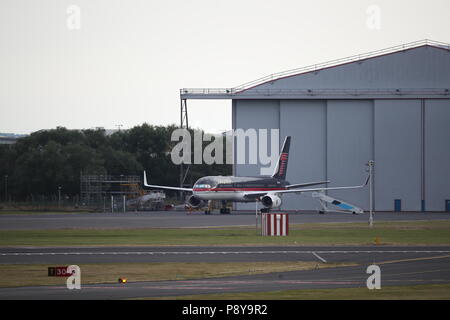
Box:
0;250;449;299
1;212;449;299
1;246;450;299
1;211;449;230
1;245;450;264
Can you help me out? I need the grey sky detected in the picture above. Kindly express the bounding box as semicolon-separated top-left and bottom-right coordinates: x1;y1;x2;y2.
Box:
1;0;449;134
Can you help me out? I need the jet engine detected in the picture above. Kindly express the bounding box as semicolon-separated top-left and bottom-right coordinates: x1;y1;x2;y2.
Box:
261;194;282;209
187;195;205;208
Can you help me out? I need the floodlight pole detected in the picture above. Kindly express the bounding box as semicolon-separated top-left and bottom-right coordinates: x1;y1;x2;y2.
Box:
4;175;7;203
255;200;258;235
367;160;374;228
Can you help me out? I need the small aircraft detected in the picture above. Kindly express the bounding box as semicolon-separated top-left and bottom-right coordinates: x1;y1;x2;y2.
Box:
143;136;369;214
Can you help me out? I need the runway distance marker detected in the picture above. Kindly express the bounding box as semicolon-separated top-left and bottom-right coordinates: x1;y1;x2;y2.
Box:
48;266;72;277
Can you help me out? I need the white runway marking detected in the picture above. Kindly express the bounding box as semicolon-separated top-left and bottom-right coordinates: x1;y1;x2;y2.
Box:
312;252;327;263
2;250;450;256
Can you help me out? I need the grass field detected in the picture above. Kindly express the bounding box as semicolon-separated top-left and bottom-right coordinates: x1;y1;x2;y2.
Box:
1;220;450;246
0;261;348;288
149;283;450;300
1;220;449;299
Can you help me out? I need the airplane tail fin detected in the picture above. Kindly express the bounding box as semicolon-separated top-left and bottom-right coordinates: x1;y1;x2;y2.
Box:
271;136;291;180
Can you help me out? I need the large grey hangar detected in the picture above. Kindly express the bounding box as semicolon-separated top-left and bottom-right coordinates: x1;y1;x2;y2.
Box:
181;40;450;212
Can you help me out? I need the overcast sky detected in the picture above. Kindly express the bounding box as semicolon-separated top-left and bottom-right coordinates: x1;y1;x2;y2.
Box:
1;0;449;134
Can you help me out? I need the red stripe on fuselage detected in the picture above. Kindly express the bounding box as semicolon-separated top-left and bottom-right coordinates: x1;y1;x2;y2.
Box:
193;187;287;192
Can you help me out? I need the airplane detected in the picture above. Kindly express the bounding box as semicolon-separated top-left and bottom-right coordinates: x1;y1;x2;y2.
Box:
143;136;369;214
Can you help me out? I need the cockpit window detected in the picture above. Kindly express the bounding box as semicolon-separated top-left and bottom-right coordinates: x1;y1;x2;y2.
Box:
194;177;217;188
194;184;211;189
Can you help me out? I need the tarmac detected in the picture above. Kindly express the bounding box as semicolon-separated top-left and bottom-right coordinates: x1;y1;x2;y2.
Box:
0;210;449;230
0;210;449;299
0;248;449;299
1;245;450;264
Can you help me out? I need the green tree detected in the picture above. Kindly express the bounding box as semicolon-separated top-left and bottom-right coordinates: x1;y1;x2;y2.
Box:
0;124;231;201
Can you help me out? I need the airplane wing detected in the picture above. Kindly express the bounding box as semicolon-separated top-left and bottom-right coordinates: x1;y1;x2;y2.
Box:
243;175;369;199
286;181;330;189
143;171;193;192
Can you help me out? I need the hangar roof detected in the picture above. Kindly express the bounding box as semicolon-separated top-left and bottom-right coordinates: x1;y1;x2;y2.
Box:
181;39;450;100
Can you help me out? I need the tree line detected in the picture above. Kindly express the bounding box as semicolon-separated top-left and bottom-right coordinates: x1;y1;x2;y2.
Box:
0;124;231;200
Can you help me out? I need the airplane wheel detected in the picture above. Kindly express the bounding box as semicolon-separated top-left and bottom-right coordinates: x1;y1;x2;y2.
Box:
318;210;325;214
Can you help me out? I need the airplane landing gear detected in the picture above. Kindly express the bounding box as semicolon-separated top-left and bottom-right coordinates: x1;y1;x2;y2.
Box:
205;200;213;215
220;201;231;214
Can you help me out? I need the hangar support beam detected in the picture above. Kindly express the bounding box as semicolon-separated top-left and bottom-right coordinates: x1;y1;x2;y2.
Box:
179;99;190;199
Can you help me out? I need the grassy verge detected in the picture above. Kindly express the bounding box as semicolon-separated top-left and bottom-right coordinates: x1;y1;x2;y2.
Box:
148;283;450;300
290;220;450;230
1;221;450;246
0;261;346;288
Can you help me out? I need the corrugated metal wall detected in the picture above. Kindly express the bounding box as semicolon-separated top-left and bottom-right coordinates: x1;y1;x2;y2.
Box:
374;100;422;211
280;100;326;210
233;100;279;210
233;98;450;212
231;46;449;212
425;99;450;211
250;46;450;91
326;100;373;210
